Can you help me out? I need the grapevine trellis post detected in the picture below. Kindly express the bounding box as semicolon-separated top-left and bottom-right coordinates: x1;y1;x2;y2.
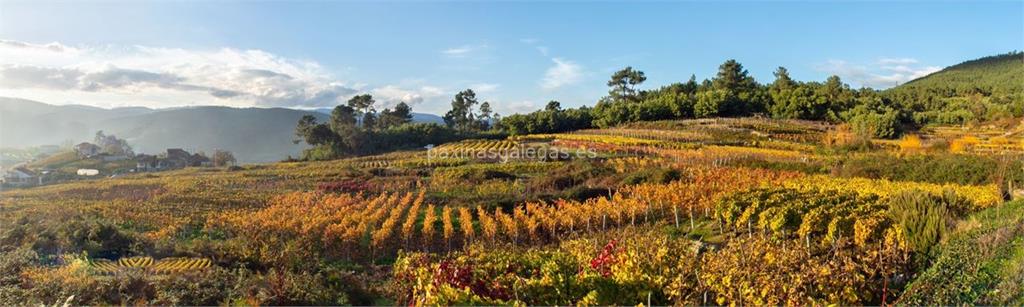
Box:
673;205;680;228
689;205;695;232
805;235;811;256
644;199;650;224
782;230;787;253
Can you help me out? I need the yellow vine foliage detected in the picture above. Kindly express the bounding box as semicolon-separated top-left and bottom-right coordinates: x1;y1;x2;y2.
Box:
699;235;908;305
495;208;518;244
458;207;475;242
442;206;455;242
949;135;980;153
401;191;426;242
371;192;415;249
898;134;923;153
90;256;212;274
783;175;1002;208
421;204;437;246
477;206;498;242
216;191;420;264
458;167;804;245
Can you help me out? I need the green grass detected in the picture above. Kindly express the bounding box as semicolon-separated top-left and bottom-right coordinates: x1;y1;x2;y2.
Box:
897;199;1024;305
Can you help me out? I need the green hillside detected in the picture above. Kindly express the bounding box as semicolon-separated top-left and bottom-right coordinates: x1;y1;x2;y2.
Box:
885;52;1024;125
896;52;1024;96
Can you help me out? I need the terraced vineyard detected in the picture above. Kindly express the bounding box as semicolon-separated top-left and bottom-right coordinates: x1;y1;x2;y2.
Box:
90;256;213;274
2;117;1022;305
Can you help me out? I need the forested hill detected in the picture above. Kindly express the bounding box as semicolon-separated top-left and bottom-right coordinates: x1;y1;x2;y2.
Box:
882;51;1023;126
889;51;1023;96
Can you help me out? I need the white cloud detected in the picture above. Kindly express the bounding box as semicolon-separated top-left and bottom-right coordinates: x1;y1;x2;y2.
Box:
0;40;77;53
470;83;500;93
498;100;540;115
878;58;918;65
536;46;550;56
419;86;445;97
371;85;447;108
441;44;487;57
518;38;549;56
541;58;583;90
816;58;941;89
0;39;404;108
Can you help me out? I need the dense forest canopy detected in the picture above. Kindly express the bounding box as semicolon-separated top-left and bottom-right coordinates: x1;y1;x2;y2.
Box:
884;52;1024;125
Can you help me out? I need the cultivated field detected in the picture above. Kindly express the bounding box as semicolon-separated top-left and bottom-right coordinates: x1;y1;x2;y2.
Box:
1;117;1022;305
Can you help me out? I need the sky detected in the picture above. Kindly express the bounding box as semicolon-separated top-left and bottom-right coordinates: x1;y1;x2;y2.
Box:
0;1;1021;116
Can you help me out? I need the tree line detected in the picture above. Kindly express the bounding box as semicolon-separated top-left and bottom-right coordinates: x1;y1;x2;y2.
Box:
295;55;1022;160
293;91;502;160
499;55;1021;138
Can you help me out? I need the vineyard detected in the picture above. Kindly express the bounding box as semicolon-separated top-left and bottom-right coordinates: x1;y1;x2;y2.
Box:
1;117;1022;305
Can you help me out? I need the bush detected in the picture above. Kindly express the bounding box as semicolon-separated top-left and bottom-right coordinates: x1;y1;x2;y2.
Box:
848;110;900;139
888;190;955;257
0;248;37;304
560;186;610;202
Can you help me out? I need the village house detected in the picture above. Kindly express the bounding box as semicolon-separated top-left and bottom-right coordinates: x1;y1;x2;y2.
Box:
190;153;213;167
76;169;100;176
99;153;130;162
74;142;101;158
135;154;159;171
2;167;41;187
161;148;191;169
135;149;213;172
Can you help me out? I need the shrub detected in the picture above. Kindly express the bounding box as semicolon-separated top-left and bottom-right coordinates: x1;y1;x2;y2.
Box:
59;220;140;259
847;106;901;139
560;186;610;202
0;247;37;304
898;200;1024;305
888;190;954;257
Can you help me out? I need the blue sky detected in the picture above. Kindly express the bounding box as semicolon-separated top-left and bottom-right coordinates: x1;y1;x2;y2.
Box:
1;1;1021;115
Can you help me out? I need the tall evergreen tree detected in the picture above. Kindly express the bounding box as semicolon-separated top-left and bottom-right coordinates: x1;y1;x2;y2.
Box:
329;105;358;134
545;100;562;112
772;67;796;90
443;89;480;131
607;67;647;103
713;59;756;92
708;59;765;116
379;101;414;129
347;94;377;129
478;101;493;130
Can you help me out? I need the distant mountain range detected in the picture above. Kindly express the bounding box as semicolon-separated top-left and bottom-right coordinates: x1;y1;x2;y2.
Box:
0;97;444;163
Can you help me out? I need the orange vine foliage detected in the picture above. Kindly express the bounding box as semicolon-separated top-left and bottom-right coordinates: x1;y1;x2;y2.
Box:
215;167;805;262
